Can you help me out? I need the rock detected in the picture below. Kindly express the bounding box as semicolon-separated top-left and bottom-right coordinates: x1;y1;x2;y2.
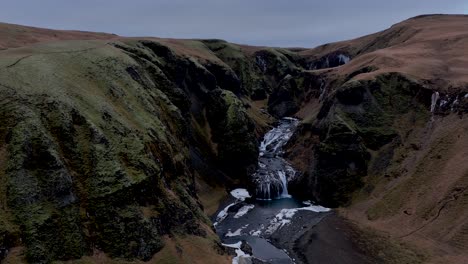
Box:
240;240;253;255
206;89;259;182
288;73;431;207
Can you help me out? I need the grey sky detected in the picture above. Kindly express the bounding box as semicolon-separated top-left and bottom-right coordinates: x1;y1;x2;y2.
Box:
1;0;467;48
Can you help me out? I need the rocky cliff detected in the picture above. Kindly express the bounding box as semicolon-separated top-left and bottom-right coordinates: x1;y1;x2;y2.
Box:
1;14;468;264
283;14;468;263
0;23;308;263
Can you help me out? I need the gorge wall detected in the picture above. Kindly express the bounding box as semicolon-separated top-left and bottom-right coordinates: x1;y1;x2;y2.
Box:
0;23;314;263
1;14;468;263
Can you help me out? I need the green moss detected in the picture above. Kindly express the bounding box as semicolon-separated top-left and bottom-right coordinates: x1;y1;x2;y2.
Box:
0;39;217;262
206;89;258;181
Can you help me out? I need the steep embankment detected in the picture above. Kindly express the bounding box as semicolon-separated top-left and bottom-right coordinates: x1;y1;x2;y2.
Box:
281;15;468;263
0;22;313;263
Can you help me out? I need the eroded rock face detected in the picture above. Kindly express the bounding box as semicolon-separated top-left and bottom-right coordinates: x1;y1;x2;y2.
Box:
0;33;321;262
0;57;204;262
288;73;432;207
206;89;259;182
0;38;273;262
307;51;351;70
267;72;322;118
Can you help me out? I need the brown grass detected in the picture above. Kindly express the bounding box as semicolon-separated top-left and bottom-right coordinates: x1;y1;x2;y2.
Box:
0;22;117;50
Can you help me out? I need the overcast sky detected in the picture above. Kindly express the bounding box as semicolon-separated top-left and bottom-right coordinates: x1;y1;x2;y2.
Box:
1;1;467;48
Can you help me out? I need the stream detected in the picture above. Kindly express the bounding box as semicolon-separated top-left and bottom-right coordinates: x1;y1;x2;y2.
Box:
214;118;330;264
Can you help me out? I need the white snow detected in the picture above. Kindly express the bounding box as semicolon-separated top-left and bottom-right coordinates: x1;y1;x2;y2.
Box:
233;248;251;264
222;241;242;248
249;224;265;237
299;205;331;213
230;189;251;201
223;241;252;264
214;202;236;226
249;229;262;237
225;228;243;237
226;224;249;237
214;189;252;226
265;204;331;234
234;205;255;218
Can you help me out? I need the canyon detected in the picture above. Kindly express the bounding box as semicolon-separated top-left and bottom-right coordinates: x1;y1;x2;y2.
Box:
0;14;467;263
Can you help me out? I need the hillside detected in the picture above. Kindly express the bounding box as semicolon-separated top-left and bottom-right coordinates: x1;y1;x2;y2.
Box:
0;22;307;263
0;14;467;264
283;14;468;263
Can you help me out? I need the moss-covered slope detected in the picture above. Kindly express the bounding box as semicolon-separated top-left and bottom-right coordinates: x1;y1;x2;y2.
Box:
0;32;311;262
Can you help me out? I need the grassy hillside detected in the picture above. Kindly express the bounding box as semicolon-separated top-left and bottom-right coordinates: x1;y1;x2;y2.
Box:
0;23;307;263
284;14;468;263
1;14;468;263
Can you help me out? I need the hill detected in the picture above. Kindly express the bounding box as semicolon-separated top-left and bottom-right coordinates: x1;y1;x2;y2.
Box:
0;15;467;263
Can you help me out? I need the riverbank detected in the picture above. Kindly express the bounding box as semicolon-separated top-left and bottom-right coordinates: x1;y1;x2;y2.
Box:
268;211;372;264
271;211;427;264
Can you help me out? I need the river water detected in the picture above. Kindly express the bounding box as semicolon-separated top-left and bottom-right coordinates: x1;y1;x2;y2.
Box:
214;118;330;264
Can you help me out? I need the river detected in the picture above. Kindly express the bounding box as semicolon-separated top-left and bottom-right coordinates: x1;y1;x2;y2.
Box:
214;118;330;264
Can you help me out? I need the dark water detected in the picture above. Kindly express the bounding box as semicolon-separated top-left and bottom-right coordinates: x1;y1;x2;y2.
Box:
215;118;325;263
217;198;304;263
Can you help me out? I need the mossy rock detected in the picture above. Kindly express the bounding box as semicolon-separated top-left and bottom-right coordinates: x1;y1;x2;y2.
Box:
206;89;259;182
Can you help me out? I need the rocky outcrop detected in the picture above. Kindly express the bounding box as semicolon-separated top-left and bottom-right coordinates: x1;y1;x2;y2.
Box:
206;89;259;181
0;30;319;262
0;37;275;262
288;73;433;207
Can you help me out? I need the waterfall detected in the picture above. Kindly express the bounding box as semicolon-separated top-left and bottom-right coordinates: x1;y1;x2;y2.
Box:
253;118;299;199
278;170;289;197
430;91;439;112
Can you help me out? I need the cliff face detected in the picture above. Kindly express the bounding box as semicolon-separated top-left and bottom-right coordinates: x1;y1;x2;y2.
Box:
1;14;468;263
283;14;468;263
0;25;307;263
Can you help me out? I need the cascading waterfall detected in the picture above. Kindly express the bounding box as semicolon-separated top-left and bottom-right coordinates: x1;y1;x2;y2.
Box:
253;118;299;199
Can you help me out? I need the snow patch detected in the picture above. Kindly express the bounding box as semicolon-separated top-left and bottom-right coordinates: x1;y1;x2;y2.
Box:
214;189;252;226
265;204;330;234
226;224;249;237
249;224;265;237
234;205;255;218
230;189;251;201
222;241;242;248
233;248;251;264
214;202;236;226
223;241;252;264
250;229;262;237
225;228;243;237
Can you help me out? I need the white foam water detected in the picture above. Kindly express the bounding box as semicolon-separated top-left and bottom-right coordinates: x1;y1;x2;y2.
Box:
254;118;299;199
